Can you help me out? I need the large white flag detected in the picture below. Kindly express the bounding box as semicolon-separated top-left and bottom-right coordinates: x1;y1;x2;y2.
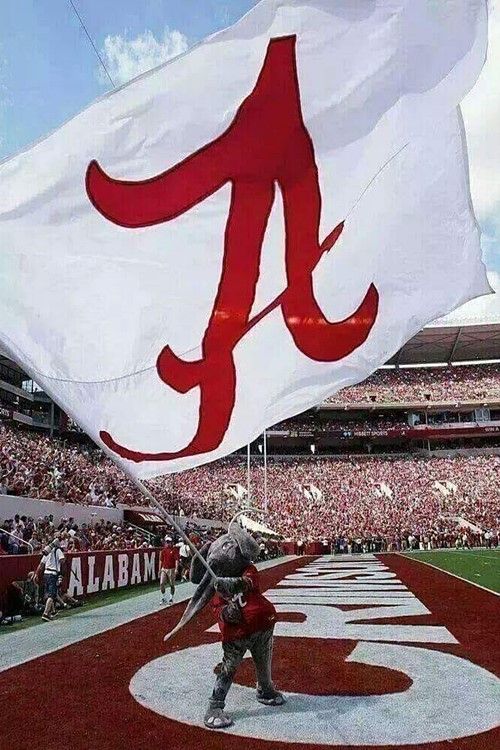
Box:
0;0;490;477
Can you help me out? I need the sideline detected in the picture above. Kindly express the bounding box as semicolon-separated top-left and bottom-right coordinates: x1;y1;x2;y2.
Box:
398;553;500;596
0;555;298;674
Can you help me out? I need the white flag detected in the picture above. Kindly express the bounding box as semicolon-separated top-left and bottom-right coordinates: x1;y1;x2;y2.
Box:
0;0;490;477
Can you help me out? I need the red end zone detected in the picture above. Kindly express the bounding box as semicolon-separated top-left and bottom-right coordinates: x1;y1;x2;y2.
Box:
0;555;498;750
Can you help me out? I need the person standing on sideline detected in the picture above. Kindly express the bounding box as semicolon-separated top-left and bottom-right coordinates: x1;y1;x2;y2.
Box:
178;539;192;581
35;539;65;621
160;536;179;605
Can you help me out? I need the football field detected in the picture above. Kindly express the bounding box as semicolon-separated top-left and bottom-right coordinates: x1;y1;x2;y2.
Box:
404;548;500;593
1;552;499;750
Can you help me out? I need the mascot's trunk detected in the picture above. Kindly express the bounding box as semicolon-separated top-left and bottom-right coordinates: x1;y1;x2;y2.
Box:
164;570;215;641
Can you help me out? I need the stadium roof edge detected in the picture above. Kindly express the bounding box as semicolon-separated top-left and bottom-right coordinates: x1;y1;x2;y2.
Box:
388;323;500;365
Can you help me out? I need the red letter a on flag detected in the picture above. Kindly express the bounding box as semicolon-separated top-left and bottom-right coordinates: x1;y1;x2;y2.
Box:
86;36;378;463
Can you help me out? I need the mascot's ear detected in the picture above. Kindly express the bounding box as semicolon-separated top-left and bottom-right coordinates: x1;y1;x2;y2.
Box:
189;542;212;584
230;522;260;562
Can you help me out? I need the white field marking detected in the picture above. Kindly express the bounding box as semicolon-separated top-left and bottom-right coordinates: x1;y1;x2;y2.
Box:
285;570;399;580
308;554;379;561
0;556;298;674
277;580;408;591
300;562;386;567
207;558;455;643
290;564;387;572
130;640;500;745
268;596;416;606
269;590;414;600
130;556;500;743
276;581;408;592
401;554;500;596
207;618;453;642
276;587;409;593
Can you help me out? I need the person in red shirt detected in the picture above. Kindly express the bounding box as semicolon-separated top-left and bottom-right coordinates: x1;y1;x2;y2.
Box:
159;536;179;605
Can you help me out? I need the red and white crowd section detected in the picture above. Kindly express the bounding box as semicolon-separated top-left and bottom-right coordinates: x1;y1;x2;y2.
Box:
325;365;500;404
1;363;498;550
1;425;498;547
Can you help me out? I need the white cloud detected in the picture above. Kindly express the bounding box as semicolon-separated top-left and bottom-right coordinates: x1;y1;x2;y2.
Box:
432;270;500;326
99;28;188;87
462;2;500;225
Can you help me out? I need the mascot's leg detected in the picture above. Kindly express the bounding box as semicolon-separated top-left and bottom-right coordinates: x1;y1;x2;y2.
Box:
250;628;286;706
204;639;247;729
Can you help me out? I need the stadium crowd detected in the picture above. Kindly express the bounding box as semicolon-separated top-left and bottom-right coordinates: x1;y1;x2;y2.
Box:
0;515;153;555
162;454;499;544
271;415;410;432
326;364;500;404
1;426;498;547
0;425;138;506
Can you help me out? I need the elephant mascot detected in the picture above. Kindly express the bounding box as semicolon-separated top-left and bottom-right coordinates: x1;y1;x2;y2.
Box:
164;519;285;729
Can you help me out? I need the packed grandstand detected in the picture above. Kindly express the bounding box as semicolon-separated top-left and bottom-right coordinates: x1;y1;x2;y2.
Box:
1;305;499;557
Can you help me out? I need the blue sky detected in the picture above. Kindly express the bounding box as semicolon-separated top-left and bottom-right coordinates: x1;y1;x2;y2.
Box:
0;0;498;282
0;0;257;160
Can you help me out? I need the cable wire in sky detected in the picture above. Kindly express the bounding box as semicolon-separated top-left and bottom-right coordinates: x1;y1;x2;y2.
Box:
67;0;115;88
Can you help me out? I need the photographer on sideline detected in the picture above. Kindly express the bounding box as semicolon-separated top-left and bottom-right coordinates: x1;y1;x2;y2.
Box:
35;538;65;622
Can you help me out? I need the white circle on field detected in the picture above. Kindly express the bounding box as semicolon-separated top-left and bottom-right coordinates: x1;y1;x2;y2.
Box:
130;640;500;745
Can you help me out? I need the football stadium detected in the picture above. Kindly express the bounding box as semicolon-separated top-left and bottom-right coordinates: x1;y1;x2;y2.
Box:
1;293;499;749
0;1;499;749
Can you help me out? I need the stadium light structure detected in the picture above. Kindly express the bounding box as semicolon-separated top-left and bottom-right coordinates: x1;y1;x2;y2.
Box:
246;443;251;504
257;434;269;512
264;429;268;514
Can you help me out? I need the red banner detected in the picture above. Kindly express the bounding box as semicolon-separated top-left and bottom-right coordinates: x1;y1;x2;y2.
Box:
0;548;163;602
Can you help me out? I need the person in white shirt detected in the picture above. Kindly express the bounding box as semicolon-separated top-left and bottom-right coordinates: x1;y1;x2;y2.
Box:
178;541;192;581
36;539;65;622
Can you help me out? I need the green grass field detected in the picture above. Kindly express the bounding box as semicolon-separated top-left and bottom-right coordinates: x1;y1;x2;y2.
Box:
404;548;500;594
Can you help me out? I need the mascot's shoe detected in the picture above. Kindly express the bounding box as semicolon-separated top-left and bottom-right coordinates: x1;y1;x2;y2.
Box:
256;689;286;706
204;707;234;730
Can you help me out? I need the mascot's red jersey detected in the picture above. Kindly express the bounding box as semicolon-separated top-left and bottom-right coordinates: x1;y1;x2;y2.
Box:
212;565;276;642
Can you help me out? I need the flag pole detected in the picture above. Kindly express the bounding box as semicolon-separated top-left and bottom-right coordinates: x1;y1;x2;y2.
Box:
263;428;268;514
124;469;217;580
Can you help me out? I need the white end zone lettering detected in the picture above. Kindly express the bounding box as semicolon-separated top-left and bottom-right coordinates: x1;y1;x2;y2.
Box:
129;557;500;745
67;556;84;597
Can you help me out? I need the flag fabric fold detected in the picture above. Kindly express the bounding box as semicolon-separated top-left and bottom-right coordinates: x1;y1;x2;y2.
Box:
0;0;490;477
